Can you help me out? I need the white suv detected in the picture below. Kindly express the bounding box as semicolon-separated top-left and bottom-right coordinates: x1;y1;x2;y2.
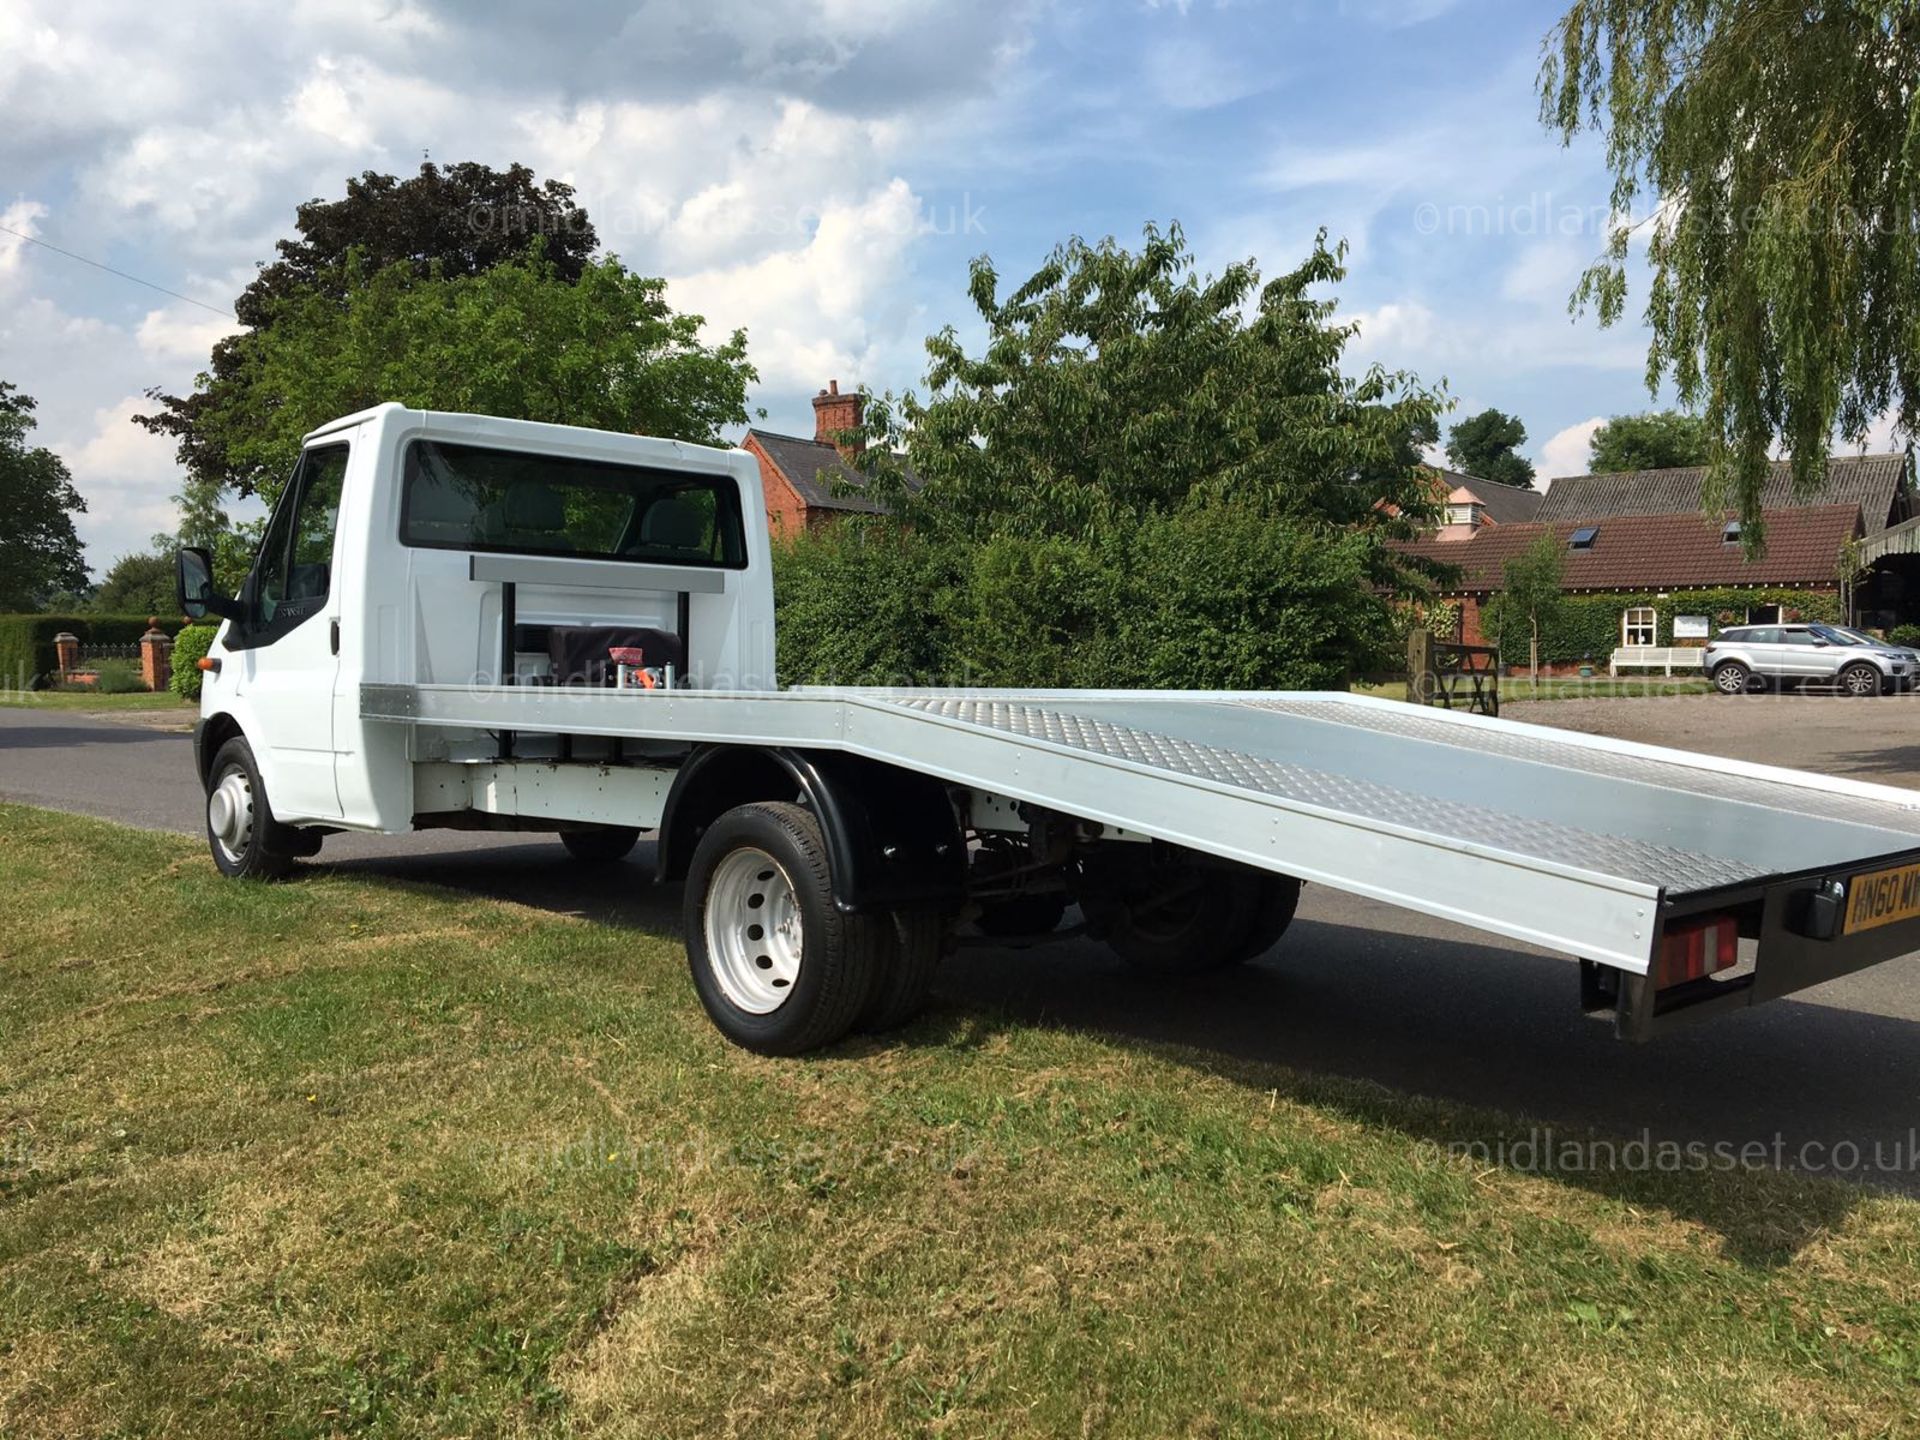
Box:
1702;623;1917;696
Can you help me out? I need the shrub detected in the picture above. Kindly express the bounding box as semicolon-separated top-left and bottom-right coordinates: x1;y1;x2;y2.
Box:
772;522;954;687
86;659;149;694
1114;506;1380;690
772;505;1389;692
1890;624;1920;649
170;624;219;701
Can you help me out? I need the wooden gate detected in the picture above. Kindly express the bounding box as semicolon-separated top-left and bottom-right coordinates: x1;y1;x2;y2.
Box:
1406;630;1500;717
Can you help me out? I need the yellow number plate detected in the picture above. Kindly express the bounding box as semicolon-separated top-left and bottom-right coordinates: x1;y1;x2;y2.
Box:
1844;863;1920;934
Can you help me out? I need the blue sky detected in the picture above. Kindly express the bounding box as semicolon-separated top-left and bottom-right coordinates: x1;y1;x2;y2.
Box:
3;0;1701;572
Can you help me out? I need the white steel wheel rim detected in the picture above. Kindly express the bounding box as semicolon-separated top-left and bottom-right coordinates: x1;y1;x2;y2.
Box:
703;846;804;1014
207;764;255;862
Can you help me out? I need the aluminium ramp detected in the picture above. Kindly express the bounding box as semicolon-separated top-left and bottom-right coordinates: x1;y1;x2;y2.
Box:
362;684;1920;976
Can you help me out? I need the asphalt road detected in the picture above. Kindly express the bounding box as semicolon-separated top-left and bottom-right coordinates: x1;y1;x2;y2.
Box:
6;701;1920;1200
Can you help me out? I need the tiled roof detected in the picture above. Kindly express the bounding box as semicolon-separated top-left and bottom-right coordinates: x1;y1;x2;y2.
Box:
1441;470;1544;525
1537;454;1908;529
745;429;922;515
1398;505;1864;595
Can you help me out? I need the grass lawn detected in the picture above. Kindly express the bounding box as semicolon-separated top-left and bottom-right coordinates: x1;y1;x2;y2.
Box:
3;804;1918;1437
0;688;195;713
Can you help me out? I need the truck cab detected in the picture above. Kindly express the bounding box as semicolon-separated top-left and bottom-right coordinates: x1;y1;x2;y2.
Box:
184;404;776;835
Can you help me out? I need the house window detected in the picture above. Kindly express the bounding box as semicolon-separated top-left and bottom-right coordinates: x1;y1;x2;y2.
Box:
1569;526;1599;550
1721;520;1742;545
1622;607;1657;647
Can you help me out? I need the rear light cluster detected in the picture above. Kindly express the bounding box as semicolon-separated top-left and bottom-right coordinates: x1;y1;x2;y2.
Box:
1656;914;1739;988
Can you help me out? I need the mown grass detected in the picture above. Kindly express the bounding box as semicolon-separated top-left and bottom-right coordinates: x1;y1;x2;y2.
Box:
2;804;1918;1437
0;688;193;712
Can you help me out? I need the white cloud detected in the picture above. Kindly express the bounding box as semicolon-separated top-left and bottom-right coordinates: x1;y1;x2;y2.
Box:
667;179;929;396
58;395;185;564
1538;415;1603;479
0;198;48;290
136;303;241;366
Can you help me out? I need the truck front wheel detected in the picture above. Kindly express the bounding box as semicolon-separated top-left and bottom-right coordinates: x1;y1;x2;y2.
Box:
204;736;298;880
684;802;882;1055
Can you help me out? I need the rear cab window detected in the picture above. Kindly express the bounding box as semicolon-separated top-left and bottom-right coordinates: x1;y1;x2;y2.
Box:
399;439;747;567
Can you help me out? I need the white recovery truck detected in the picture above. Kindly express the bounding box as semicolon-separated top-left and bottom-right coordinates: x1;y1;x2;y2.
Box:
176;404;1920;1054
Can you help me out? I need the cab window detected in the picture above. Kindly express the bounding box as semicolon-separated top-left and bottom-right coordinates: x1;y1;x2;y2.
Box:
245;443;349;640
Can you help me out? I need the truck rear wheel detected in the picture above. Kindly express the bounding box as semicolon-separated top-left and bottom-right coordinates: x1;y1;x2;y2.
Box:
858;909;947;1034
559;827;641;863
684;802;882;1055
204;736;297;880
1088;853;1300;975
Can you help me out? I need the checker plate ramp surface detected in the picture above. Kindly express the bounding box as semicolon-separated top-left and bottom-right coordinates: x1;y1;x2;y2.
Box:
878;694;1918;895
1243;697;1920;838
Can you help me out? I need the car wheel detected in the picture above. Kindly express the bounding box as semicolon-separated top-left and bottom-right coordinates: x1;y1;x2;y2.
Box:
559;827;641;863
684;801;883;1055
1839;662;1885;697
1711;661;1751;695
204;736;298;880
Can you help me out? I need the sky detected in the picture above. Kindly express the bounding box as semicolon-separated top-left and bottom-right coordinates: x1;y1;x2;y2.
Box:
2;0;1723;575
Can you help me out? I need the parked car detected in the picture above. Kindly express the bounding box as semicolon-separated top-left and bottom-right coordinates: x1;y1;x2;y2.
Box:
1702;623;1918;696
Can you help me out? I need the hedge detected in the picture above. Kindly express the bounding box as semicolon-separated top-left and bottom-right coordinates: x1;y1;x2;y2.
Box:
169;625;220;701
0;614;185;690
1479;588;1843;665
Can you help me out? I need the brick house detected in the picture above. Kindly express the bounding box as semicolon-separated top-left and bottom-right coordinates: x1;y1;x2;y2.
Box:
1428;469;1543;540
741;381;920;537
1399;453;1912;654
1402;505;1867;649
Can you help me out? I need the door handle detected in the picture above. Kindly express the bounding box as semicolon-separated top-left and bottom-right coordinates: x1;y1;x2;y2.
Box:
330;618;340;655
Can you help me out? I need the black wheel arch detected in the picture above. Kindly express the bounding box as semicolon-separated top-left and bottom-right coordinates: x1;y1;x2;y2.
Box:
193;712;246;786
657;745;966;914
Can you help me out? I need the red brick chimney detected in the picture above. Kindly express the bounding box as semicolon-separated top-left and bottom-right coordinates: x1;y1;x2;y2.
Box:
811;379;865;460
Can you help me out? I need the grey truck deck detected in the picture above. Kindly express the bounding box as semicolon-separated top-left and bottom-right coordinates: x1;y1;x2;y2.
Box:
361;684;1920;978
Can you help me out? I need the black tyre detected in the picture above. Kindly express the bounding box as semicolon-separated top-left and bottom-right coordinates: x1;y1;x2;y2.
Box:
1839;662;1884;698
204;736;298;880
1225;874;1303;963
1091;853;1296;976
559;827;641;863
858;909;948;1034
684;802;882;1055
1711;662;1751;695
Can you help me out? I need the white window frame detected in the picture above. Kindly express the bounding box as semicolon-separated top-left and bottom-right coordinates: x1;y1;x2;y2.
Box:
1622;607;1657;647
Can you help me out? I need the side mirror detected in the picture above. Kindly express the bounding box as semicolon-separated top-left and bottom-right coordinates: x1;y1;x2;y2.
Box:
176;546;240;621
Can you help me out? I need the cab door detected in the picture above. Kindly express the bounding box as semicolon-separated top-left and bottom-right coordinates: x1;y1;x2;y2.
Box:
226;443;351;821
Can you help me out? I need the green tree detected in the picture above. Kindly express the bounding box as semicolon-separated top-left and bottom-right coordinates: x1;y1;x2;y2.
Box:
1488;532;1567;681
1541;2;1920;545
0;383;88;610
1587;409;1714;473
90;548;178;616
1445;408;1536;488
181;249;755;509
776;225;1446;689
138;161;599;507
862;225;1442;545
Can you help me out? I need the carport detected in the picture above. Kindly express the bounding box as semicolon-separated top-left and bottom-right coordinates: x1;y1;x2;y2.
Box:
1855;514;1920;628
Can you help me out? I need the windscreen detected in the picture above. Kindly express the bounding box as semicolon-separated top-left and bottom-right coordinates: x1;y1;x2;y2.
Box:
400;439;747;568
